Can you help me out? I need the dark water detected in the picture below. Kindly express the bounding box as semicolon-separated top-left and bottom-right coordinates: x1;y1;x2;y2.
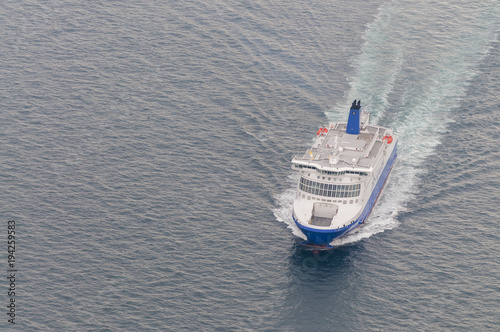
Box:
1;0;499;330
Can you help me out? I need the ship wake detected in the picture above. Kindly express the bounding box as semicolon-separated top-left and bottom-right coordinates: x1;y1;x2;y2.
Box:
273;0;498;246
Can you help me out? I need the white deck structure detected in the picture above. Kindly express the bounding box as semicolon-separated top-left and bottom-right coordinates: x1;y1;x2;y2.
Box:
292;105;397;236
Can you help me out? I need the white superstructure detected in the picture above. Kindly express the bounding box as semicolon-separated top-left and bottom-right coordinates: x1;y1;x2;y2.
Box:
291;100;397;246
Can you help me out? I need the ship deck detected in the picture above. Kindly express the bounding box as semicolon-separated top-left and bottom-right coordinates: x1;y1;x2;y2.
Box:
293;122;390;170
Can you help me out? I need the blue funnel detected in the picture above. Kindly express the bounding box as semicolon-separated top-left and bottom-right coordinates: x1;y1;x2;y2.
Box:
346;100;361;135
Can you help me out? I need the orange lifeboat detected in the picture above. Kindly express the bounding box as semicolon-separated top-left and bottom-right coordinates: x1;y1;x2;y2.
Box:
317;128;329;136
382;135;393;144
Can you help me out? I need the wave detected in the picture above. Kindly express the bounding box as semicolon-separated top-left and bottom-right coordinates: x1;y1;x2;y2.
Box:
274;0;499;245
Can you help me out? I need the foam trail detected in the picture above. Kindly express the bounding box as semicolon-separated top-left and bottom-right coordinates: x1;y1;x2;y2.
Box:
274;0;499;245
329;0;499;246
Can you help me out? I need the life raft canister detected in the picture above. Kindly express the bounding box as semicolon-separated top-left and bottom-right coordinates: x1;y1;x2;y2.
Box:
382;135;393;144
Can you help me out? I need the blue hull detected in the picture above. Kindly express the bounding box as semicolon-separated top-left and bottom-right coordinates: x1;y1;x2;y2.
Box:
293;143;397;246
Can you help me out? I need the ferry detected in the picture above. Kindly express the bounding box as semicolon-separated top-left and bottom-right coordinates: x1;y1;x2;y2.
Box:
292;100;397;247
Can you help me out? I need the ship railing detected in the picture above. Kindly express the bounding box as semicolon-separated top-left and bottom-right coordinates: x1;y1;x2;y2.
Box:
292;150;313;160
363;127;380;158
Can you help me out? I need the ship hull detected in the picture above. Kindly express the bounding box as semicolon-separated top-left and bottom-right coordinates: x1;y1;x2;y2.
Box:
293;143;397;246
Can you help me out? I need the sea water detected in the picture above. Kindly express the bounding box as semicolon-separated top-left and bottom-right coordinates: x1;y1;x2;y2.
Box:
0;0;499;330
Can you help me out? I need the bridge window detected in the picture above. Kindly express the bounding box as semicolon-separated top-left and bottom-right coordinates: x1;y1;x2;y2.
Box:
299;178;361;198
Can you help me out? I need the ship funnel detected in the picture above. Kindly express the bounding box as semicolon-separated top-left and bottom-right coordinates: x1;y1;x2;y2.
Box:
346;99;361;135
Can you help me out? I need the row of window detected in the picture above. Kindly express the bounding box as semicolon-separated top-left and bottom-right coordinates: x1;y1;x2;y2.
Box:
294;164;316;170
300;193;358;205
293;164;368;176
344;170;368;176
299;178;361;198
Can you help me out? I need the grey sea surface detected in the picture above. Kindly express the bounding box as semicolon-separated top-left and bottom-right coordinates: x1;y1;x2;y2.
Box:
1;0;499;331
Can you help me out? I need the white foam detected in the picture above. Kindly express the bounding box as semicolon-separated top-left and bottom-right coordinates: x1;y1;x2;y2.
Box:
272;173;307;240
274;1;499;245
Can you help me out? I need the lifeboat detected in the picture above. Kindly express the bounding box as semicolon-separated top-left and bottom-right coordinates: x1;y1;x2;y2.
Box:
317;128;329;136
